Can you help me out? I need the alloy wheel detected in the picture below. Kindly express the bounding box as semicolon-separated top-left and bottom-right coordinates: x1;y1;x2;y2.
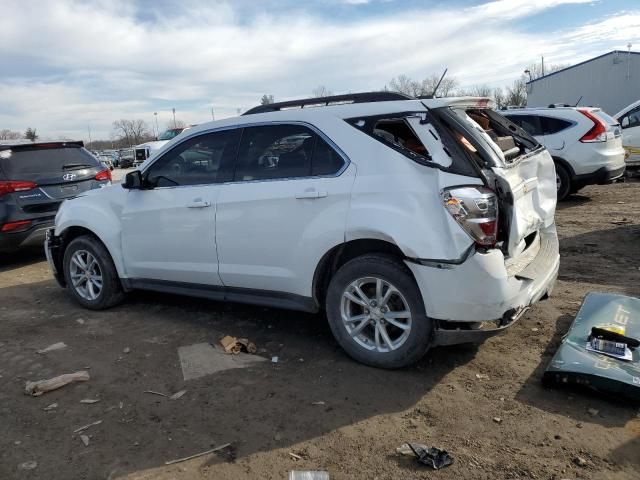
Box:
69;250;103;301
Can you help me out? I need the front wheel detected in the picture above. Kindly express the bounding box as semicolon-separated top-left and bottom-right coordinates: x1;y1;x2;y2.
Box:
63;235;125;310
325;254;433;368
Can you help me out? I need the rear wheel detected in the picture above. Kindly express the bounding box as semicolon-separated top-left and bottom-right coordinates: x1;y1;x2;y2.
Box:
63;235;124;310
325;254;433;368
555;163;571;201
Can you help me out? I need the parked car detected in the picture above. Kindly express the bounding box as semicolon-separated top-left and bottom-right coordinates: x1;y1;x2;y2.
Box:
97;154;114;170
0;140;111;252
45;92;559;368
614;100;640;175
118;149;135;168
501;107;625;200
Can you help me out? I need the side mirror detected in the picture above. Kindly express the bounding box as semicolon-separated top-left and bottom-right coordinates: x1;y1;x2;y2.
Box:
621;116;630;128
122;170;143;190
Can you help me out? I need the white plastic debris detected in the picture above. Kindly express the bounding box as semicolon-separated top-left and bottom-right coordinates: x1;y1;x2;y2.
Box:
272;356;279;363
37;342;67;354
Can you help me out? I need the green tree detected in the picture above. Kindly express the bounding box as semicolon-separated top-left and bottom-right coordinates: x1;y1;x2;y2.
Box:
260;94;275;105
24;127;38;142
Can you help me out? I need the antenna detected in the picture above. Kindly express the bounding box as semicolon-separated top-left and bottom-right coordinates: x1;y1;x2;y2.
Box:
574;95;583;107
431;68;448;99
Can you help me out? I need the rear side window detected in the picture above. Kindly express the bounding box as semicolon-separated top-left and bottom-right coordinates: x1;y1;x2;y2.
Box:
146;129;241;187
541;116;572;134
621;106;640;129
507;115;543;136
0;146;100;177
234;124;344;181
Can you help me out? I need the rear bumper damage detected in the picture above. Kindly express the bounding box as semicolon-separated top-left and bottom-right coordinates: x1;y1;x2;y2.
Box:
406;226;560;346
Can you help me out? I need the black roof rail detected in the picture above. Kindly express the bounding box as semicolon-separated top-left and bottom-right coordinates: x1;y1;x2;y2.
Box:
242;91;413;115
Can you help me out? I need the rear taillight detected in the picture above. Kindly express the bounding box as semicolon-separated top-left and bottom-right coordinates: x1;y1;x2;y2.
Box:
95;169;112;182
1;220;32;232
442;186;498;247
0;181;38;197
578;108;608;143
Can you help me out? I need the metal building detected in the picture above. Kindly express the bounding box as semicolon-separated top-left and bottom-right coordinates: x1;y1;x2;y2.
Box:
526;50;640;115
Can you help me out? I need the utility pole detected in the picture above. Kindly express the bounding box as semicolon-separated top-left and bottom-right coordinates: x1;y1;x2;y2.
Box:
172;108;176;128
87;125;92;150
541;55;545;76
628;43;633;80
211;107;215;121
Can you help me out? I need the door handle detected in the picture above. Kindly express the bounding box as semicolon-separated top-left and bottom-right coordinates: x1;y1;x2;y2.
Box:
186;200;211;208
295;188;328;199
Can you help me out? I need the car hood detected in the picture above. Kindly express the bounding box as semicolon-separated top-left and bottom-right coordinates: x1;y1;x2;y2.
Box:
135;140;169;152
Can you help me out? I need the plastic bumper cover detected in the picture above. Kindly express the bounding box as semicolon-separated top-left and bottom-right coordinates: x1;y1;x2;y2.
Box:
44;228;66;287
406;228;560;345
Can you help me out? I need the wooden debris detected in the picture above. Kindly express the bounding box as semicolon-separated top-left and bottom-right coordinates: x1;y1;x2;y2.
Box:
80;435;90;447
143;390;168;397
289;452;302;460
170;389;187;400
43;403;58;411
475;373;489;380
164;443;232;466
220;335;257;354
80;399;100;404
73;420;102;433
24;371;90;396
37;342;67;354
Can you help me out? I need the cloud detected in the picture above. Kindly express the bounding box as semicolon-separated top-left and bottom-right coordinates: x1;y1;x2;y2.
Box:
0;0;635;140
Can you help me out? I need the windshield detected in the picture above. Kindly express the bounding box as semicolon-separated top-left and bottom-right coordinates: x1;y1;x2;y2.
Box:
158;129;183;141
0;146;100;176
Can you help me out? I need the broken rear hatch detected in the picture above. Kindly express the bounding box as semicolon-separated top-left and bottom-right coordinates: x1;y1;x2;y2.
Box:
429;99;557;261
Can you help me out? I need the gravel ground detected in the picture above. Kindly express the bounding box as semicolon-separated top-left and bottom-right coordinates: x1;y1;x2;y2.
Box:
0;180;639;480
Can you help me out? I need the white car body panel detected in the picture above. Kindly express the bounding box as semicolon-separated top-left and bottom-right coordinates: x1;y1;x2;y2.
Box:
615;100;640;167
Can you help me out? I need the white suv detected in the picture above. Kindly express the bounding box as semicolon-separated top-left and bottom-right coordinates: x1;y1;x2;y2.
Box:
615;99;640;174
45;93;559;368
502;107;626;200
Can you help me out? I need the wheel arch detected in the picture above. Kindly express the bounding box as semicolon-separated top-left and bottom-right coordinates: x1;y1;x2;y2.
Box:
552;156;575;178
312;238;408;309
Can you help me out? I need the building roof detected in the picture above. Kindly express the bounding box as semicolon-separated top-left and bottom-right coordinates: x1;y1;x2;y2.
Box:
527;50;640;85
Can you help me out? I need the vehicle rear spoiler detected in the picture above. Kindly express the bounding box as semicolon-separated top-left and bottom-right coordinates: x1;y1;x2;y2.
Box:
0;141;85;151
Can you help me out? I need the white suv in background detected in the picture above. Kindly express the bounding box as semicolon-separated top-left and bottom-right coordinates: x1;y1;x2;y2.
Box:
502;107;626;200
615;99;640;175
45;93;559;368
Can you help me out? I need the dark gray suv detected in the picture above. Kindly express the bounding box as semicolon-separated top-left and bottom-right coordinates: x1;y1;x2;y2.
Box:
0;141;111;252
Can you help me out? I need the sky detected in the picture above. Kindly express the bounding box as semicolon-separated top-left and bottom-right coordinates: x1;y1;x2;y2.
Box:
0;0;638;141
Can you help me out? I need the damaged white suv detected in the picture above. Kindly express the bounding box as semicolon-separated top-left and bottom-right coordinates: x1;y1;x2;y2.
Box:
46;92;559;368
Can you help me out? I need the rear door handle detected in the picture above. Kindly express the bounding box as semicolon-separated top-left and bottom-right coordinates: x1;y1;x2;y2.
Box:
295;188;327;199
187;200;211;208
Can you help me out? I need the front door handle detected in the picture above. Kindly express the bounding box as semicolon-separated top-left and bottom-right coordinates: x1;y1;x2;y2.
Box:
187;200;211;208
295;188;328;199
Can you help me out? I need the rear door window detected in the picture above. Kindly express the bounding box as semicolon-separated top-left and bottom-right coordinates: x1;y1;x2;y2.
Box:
540;116;572;135
620;106;640;129
0;146;100;177
507;115;543;136
235;124;331;181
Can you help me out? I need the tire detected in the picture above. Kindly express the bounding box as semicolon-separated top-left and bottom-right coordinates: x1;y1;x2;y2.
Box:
325;254;433;368
555;163;571;201
63;235;125;310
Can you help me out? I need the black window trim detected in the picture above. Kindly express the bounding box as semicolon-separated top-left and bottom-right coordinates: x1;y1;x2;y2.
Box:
140;121;350;189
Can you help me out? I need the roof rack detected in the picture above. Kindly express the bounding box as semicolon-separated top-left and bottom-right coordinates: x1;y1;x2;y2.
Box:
242;91;413;115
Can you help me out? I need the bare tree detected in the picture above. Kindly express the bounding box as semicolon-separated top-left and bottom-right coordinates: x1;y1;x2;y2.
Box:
0;129;21;140
312;85;333;98
167;120;186;129
493;87;506;109
24;127;38;142
505;79;527;107
462;84;493;98
523;62;568;81
112;119;151;146
260;94;275;105
388;74;459;98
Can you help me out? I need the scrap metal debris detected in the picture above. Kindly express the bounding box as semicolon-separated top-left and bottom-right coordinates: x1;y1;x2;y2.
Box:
18;461;38;471
24;371;90;396
37;342;67;354
164;443;232;465
169;389;187;400
73;420;102;434
289;471;329;480
219;335;257;354
80;398;100;404
80;435;90;447
43;403;58;411
397;443;453;470
143;390;168;397
289;452;302;460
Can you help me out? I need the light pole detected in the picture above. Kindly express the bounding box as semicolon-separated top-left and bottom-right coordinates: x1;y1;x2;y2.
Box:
172;108;176;128
154;112;159;139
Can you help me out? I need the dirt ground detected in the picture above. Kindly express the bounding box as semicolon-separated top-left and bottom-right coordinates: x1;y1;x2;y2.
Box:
1;180;639;480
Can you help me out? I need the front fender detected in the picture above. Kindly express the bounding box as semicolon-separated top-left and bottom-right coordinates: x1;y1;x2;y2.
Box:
55;194;126;277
